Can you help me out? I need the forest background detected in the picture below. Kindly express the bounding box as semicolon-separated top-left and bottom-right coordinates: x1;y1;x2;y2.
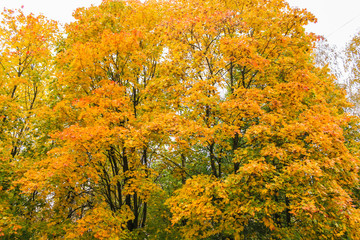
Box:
1;0;360;239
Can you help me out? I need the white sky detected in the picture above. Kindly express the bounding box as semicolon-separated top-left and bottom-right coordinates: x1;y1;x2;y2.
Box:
0;0;360;48
287;0;360;48
0;0;102;23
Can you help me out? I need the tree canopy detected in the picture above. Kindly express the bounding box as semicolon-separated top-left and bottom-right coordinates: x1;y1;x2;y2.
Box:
1;0;360;239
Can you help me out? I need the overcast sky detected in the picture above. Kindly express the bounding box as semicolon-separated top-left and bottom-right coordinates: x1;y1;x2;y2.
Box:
287;0;360;48
0;0;360;48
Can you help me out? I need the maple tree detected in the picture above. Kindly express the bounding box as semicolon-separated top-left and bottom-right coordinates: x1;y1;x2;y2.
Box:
163;0;360;238
18;1;170;239
0;8;58;238
1;0;360;239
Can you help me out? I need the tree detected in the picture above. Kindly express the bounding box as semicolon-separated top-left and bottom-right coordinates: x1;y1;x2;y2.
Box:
164;0;360;239
344;32;360;115
0;8;58;238
19;1;171;239
1;0;359;239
